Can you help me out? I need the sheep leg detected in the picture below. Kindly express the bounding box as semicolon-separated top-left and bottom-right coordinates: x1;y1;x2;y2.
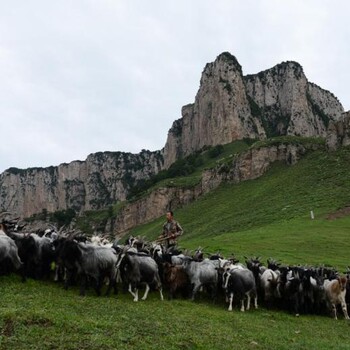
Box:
54;265;60;282
246;293;251;310
95;277;102;297
105;273;117;296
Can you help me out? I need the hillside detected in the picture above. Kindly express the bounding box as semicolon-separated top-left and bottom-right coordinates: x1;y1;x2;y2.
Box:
2;141;350;350
129;144;350;270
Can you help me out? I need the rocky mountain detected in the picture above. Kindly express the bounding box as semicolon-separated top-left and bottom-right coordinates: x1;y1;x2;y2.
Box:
0;150;163;218
163;52;343;167
326;111;350;150
0;52;346;219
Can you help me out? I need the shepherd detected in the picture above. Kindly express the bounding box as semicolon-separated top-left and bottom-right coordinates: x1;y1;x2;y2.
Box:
158;210;183;249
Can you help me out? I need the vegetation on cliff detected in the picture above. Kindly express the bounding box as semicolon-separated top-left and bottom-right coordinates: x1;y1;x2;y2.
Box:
130;144;350;270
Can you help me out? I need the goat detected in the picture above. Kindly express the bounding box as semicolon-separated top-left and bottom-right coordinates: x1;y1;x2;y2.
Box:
56;239;118;296
245;256;266;296
323;276;349;320
0;234;22;274
279;267;302;316
6;230;55;281
260;268;281;305
223;268;258;312
117;251;163;302
182;257;218;301
163;262;190;299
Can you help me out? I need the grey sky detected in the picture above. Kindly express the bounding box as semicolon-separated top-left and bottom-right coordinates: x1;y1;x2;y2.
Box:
0;0;349;173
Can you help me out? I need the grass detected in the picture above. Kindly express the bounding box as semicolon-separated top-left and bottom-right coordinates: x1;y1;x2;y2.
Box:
129;146;350;270
3;140;350;349
1;275;350;350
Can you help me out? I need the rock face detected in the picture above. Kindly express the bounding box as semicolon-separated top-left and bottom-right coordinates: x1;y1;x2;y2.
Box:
245;64;343;138
113;143;311;235
0;150;163;218
163;53;266;168
0;51;345;220
163;53;343;168
326;111;350;150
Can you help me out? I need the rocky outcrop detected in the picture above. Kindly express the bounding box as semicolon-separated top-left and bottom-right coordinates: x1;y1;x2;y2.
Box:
113;186;202;235
0;150;163;218
163;54;343;168
245;65;343;138
163;53;266;168
113;143;313;235
326;111;350;151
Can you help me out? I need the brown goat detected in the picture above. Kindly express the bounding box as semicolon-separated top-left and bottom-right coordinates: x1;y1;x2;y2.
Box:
163;262;190;299
324;276;349;320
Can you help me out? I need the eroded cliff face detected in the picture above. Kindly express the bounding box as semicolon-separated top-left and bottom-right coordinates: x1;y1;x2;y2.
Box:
0;150;163;218
163;53;266;168
163;53;343;168
326;111;350;150
245;63;343;138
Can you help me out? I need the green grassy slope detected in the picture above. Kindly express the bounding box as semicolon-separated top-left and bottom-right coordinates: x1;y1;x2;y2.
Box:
1;275;350;350
2;141;350;350
130;146;350;270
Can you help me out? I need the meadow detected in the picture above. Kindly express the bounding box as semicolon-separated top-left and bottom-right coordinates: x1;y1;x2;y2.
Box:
2;141;350;349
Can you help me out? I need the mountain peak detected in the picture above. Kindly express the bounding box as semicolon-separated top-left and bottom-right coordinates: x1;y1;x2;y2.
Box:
216;51;242;70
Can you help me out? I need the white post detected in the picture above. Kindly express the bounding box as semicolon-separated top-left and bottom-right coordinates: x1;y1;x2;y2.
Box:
310;210;314;220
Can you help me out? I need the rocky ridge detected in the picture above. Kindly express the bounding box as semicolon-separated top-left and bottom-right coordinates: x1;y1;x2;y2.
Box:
0;150;163;218
0;52;346;222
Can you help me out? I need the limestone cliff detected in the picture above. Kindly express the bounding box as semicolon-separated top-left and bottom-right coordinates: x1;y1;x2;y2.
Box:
326;111;350;150
0;150;163;218
163;54;343;168
163;53;266;168
245;63;343;138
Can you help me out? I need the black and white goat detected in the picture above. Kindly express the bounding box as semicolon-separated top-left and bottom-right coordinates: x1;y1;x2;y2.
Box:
222;267;258;312
117;250;163;302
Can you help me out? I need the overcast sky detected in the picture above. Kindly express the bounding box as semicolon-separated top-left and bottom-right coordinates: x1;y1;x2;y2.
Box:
0;0;349;173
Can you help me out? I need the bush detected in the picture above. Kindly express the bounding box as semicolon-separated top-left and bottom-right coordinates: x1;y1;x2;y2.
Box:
208;145;224;158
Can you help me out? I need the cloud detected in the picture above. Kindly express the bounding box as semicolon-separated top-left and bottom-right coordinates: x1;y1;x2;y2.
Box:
0;0;349;173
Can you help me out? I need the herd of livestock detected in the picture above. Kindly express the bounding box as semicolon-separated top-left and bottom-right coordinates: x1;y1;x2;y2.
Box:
0;214;349;321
